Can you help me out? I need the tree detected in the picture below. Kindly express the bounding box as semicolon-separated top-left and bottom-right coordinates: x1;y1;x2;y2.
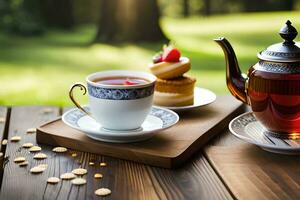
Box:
94;0;167;43
242;0;295;12
182;0;190;17
0;0;44;35
41;0;74;29
202;0;211;16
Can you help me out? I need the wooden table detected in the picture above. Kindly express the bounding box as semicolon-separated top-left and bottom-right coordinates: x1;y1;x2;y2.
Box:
0;101;299;200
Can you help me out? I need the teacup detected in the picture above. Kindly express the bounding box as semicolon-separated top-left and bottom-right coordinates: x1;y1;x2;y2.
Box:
69;70;156;130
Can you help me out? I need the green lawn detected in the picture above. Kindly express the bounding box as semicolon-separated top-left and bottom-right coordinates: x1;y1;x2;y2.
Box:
1;11;299;105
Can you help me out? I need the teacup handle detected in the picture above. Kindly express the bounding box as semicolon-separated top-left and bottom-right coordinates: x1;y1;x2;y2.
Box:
69;83;91;116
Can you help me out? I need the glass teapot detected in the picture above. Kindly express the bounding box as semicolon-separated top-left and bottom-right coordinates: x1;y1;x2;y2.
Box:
215;20;300;137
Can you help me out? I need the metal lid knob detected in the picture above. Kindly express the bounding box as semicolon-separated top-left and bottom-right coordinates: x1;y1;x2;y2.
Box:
258;20;300;62
279;20;298;45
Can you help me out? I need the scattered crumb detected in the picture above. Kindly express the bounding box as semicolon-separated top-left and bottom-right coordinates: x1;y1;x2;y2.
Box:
2;139;7;145
10;136;21;142
29;146;42;152
14;156;26;163
19;161;29;167
60;172;76;180
22;142;34;148
95;188;111;196
52;147;67;153
71;178;86;185
30;166;46;173
47;177;60;184
71;153;77;157
0;117;5;123
26;128;36;134
72;168;87;176
94;173;103;179
33;153;47;159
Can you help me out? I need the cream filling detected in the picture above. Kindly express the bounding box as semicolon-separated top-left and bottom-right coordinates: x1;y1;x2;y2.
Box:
154;91;193;104
150;57;189;75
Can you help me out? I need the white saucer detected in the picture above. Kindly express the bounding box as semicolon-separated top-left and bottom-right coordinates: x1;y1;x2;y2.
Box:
62;106;179;143
156;87;216;111
229;112;300;155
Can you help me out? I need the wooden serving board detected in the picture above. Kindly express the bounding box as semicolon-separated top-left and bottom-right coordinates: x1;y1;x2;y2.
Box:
37;96;244;168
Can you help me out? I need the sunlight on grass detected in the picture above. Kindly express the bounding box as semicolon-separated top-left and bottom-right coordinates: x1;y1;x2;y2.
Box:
0;11;299;105
163;11;300;58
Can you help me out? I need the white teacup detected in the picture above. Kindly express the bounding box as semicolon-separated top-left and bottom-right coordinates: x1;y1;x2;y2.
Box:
69;70;157;130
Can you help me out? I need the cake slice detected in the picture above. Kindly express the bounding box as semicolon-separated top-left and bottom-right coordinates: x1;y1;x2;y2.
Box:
154;75;196;106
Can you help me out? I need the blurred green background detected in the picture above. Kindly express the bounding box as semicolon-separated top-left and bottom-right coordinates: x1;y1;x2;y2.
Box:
0;0;299;105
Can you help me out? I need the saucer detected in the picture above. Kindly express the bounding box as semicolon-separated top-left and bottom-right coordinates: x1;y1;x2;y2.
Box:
62;106;179;143
229;112;300;155
156;87;216;112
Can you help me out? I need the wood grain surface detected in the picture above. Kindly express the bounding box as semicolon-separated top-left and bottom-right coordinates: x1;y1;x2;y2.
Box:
205;107;300;200
0;106;60;200
1;102;299;199
0;106;233;200
0;106;8;187
0;107;8;152
207;145;300;200
37;96;244;168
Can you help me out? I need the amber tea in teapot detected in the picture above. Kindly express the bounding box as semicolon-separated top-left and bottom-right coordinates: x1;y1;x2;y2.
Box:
215;20;300;137
248;67;300;134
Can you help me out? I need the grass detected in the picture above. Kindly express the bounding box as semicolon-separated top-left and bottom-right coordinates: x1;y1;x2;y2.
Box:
0;11;299;105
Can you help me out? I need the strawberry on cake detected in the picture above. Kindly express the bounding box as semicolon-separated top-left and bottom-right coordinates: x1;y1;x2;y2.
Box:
150;47;191;79
149;45;197;107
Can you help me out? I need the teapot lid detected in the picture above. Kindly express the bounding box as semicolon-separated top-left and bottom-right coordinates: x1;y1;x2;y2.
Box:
258;20;300;62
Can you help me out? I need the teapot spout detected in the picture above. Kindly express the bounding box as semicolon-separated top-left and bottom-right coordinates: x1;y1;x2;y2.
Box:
214;37;248;104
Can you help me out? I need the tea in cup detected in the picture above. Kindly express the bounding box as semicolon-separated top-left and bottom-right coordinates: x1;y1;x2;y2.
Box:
69;70;157;130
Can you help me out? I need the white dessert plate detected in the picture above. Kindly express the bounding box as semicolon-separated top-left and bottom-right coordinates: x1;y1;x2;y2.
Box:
156;87;216;111
229;112;300;155
62;106;179;143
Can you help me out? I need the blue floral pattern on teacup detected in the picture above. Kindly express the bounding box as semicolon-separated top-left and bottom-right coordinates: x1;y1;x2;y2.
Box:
87;84;154;100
